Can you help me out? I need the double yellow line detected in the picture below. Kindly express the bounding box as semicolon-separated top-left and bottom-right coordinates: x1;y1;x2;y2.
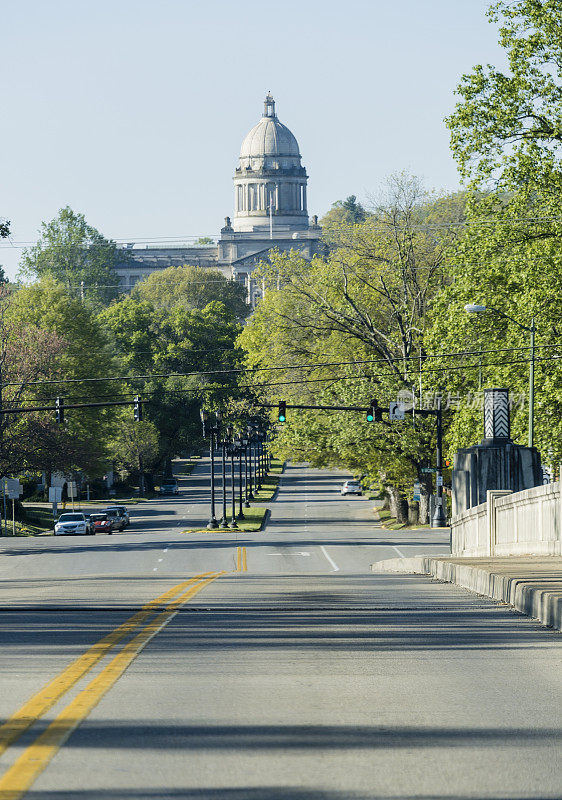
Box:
236;546;247;572
0;570;223;800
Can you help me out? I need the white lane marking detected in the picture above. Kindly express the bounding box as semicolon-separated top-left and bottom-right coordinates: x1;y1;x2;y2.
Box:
153;567;158;572
320;545;339;572
163;548;168;553
392;545;406;558
158;558;163;562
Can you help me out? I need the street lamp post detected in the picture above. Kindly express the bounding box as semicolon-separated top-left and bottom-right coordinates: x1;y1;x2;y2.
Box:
235;438;245;520
465;304;537;447
220;431;229;529
431;394;447;528
246;426;255;501
242;436;250;508
200;409;219;529
255;433;263;491
226;425;238;529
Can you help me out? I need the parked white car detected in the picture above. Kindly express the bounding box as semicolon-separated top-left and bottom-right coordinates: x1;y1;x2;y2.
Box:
54;513;89;536
340;480;363;496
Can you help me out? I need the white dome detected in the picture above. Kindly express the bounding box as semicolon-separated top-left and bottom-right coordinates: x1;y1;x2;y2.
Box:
239;95;300;159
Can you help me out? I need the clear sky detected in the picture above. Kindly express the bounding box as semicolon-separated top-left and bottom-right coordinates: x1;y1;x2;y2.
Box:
1;0;506;279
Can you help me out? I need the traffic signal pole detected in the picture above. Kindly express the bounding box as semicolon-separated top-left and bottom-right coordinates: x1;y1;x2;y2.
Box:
269;400;448;527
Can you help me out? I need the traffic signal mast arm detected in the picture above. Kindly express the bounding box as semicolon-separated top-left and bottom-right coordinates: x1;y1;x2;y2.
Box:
0;399;148;415
265;403;391;413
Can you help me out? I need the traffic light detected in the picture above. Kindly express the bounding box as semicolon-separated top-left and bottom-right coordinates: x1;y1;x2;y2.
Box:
55;397;64;425
278;401;286;423
444;458;452;468
367;399;382;422
134;395;142;422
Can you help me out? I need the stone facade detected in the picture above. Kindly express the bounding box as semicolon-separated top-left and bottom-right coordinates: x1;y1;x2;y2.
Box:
115;94;323;303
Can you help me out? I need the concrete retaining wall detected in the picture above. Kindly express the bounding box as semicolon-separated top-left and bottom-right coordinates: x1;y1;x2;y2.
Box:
451;481;562;557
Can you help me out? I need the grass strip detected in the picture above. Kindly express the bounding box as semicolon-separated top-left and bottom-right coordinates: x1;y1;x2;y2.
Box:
376;507;432;530
182;507;268;535
236;506;267;532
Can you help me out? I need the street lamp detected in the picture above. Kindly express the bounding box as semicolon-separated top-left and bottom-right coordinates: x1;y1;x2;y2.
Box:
218;422;229;528
234;437;245;521
246;425;255;501
200;409;219;529
241;435;249;509
465;303;536;447
226;425;238;529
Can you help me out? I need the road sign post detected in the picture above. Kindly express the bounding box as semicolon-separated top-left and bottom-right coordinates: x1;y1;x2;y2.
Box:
68;481;77;511
5;480;22;536
49;486;63;521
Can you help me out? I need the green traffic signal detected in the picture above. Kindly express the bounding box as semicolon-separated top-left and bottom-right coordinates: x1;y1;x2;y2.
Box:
278;401;286;422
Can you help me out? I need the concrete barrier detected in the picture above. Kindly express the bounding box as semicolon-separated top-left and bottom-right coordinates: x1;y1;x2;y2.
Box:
451;481;562;557
371;555;562;631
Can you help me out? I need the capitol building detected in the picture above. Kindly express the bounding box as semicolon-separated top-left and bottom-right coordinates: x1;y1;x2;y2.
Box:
115;94;322;304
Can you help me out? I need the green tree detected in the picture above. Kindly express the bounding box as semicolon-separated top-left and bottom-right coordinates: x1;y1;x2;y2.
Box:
110;416;160;484
20;207;126;307
7;278;116;476
0;219;9;238
441;1;562;465
132;265;249;317
447;0;562;191
320;195;369;230
425;189;562;465
99;295;243;467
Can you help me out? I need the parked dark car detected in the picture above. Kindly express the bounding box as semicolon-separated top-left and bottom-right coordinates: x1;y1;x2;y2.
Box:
104;508;126;531
110;505;130;527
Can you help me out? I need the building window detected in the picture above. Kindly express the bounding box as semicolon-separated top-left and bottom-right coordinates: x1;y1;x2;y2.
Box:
129;275;139;287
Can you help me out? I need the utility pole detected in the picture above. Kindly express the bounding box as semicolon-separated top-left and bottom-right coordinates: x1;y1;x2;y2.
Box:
431;395;447;528
529;317;535;448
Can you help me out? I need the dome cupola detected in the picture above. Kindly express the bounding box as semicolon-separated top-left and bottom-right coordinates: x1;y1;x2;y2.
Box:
233;94;309;233
239;94;301;161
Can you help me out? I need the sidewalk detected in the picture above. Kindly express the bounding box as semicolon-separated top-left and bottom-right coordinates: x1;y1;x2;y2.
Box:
371;555;562;632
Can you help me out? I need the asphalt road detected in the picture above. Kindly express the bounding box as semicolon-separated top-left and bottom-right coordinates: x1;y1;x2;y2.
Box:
0;460;560;799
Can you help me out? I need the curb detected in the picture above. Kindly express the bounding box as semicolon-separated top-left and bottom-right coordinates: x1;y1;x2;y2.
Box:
371;556;562;632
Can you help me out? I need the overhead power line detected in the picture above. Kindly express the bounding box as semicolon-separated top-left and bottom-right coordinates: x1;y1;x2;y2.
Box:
2;342;561;389
5;350;562;405
5;214;562;250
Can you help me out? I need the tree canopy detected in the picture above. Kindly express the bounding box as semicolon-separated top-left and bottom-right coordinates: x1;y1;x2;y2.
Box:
131;265;249;317
20;207;126;307
447;0;562;191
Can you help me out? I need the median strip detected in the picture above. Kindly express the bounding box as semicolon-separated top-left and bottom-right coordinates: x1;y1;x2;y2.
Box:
0;573;223;800
0;571;219;758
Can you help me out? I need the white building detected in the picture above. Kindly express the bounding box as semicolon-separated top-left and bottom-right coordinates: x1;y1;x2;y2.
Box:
115;95;323;304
